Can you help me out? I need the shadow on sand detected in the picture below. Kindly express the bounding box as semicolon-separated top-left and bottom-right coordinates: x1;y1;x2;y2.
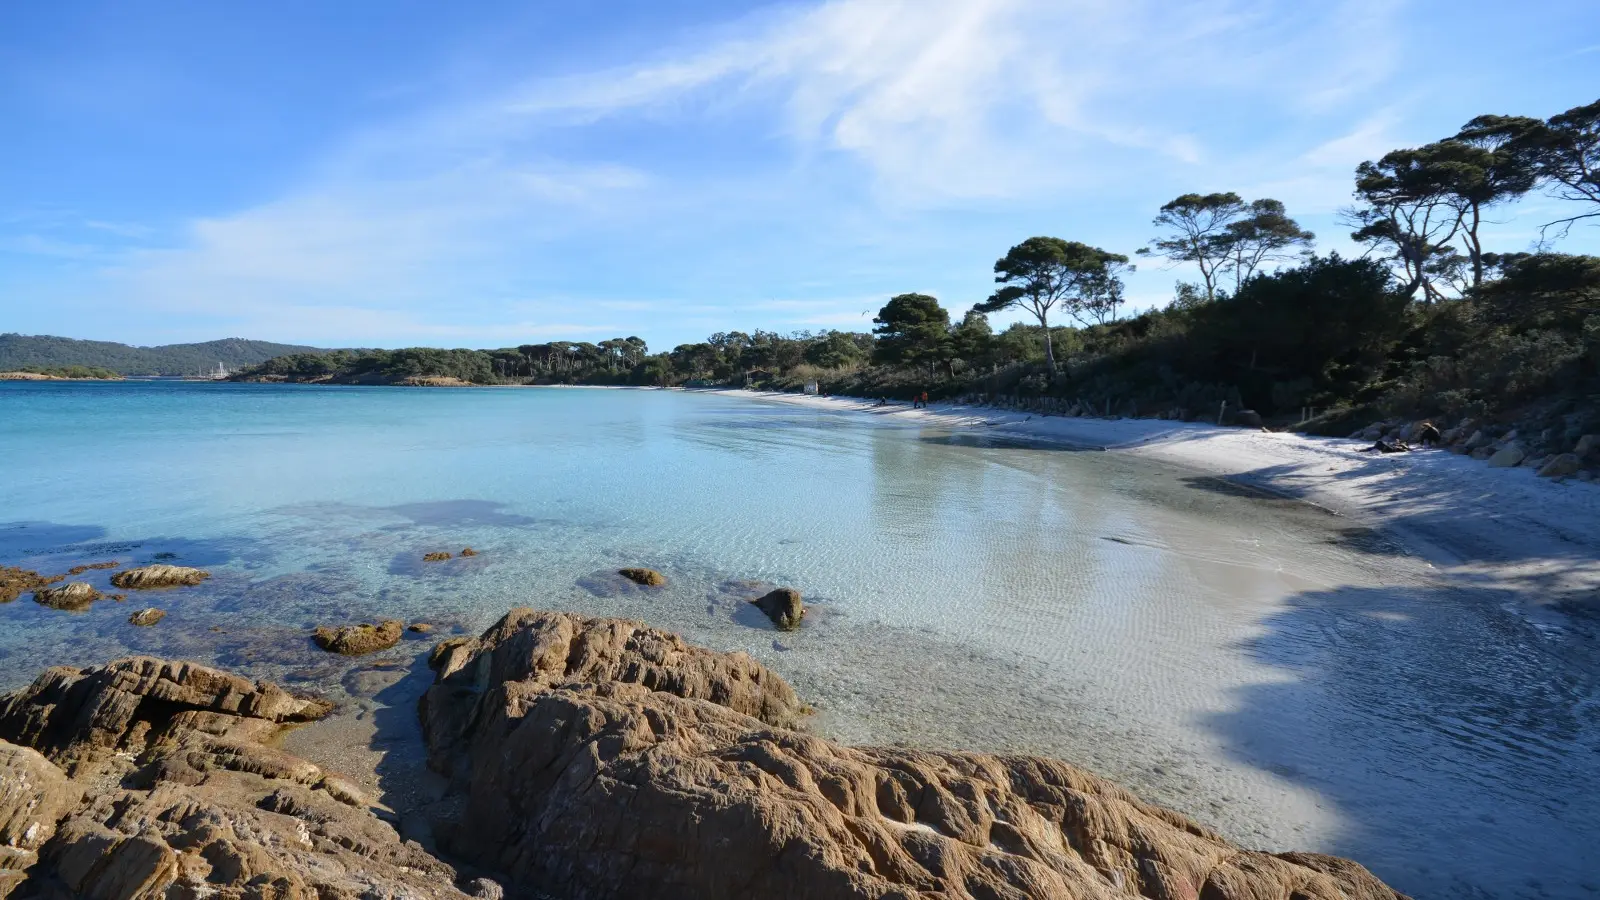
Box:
1206;577;1600;899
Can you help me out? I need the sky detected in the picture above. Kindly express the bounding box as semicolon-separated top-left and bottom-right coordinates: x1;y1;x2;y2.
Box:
2;0;1598;352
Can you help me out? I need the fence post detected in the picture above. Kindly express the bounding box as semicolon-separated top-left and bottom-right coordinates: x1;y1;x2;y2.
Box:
1217;400;1227;426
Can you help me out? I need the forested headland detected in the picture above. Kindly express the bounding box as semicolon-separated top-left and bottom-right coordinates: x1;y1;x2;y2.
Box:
236;98;1600;447
0;335;331;376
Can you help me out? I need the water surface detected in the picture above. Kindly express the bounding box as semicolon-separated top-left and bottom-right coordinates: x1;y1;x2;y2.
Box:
1;381;1595;899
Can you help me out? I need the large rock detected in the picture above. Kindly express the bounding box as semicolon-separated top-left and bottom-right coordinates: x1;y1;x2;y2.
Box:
313;620;404;656
109;565;210;589
1538;453;1583;478
31;582;100;612
0;659;472;900
1487;444;1526;467
422;610;805;769
421;610;1406;900
0;742;80;898
1575;434;1600;460
753;587;805;630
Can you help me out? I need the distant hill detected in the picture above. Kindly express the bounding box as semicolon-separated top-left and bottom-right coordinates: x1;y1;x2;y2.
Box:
0;334;333;377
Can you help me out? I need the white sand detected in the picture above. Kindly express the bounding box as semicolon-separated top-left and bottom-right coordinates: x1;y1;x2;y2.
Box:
726;390;1600;612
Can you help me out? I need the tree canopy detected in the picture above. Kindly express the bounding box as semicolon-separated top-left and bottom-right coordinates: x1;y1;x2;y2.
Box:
974;237;1130;374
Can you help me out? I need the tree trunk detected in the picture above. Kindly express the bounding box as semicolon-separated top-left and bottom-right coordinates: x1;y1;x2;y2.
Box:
1039;309;1057;376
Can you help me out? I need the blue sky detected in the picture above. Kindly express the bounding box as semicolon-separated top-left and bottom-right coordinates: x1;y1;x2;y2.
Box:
3;0;1597;352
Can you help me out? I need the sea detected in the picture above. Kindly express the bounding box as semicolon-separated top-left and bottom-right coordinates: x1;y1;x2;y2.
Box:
1;380;1595;899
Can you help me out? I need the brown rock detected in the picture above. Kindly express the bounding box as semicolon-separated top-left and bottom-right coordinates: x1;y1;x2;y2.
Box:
32;582;101;612
424;551;453;562
0;567;62;604
313;620;404;656
1538;453;1583;478
64;561;118;576
753;587;804;630
128;608;165;627
1487;444;1526;468
0;660;469;900
460;547;479;557
109;565;210;589
0;741;81;897
618;567;667;587
422;610;1406;900
421;610;806;771
409;622;434;633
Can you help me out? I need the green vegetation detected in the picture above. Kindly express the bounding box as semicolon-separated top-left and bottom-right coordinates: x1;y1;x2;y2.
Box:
3;365;123;379
229;96;1600;451
0;334;330;376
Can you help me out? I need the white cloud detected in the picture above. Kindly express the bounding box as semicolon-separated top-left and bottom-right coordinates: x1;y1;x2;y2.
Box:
92;0;1415;343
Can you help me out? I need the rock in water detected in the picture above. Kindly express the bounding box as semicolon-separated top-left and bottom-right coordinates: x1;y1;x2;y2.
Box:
2;568;62;604
128;608;165;627
32;582;101;611
460;547;479;557
753;587;804;630
424;551;453;562
109;565;209;589
1538;453;1583;478
419;609;1407;900
618;567;667;587
0;658;471;899
313;620;404;655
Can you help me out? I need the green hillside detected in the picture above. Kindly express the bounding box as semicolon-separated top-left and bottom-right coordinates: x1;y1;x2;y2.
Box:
0;334;333;376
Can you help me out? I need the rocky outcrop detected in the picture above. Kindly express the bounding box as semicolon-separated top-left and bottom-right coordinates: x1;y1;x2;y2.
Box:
31;582;100;611
460;548;479;558
420;610;1406;900
65;562;118;576
0;568;61;605
425;551;454;562
312;620;404;656
754;587;805;630
128;608;165;627
618;567;667;587
422;610;805;768
1538;453;1583;478
1487;444;1526;467
0;658;472;900
109;565;210;589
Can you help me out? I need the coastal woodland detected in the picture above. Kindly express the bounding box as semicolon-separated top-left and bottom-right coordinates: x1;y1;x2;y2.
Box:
234;99;1600;447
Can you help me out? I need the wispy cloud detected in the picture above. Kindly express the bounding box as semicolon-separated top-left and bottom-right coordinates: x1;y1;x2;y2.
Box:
70;0;1421;345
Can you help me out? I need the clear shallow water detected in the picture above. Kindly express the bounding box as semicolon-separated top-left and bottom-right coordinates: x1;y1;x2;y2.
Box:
1;381;1596;899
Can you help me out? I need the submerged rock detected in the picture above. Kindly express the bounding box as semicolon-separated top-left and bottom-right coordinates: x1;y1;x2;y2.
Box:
424;551;453;562
753;587;804;630
313;620;404;656
64;561;117;576
459;547;479;557
109;564;210;589
0;658;468;899
618;567;667;587
0;567;61;604
418;609;1407;900
32;582;101;611
128;608;165;627
409;622;434;633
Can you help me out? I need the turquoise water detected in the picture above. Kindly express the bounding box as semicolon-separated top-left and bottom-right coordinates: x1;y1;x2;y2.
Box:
2;381;1596;899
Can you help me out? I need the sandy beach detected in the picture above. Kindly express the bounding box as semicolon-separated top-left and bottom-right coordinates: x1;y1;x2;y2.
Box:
730;390;1600;619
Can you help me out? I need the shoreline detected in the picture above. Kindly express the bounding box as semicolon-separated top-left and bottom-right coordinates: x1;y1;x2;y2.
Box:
726;389;1600;612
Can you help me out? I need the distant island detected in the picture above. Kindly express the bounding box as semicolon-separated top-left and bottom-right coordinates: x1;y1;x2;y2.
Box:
0;334;335;377
0;365;123;381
